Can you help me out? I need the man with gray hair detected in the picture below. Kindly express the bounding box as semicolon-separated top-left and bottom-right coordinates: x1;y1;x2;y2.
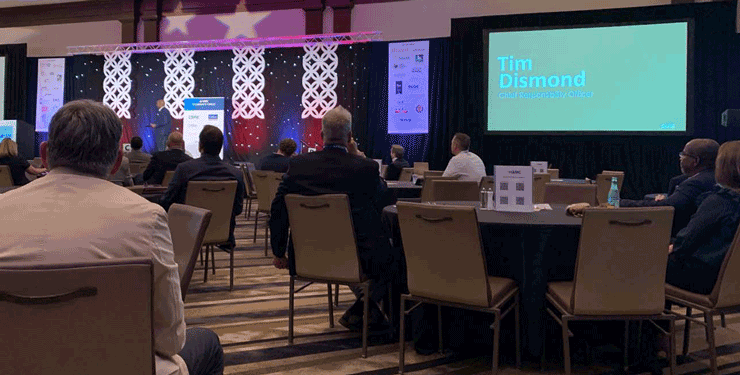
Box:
269;105;397;331
0;100;224;375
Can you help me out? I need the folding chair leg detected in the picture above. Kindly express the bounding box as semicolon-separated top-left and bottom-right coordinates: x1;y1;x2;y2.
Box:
229;247;234;291
515;294;521;369
253;211;259;243
623;321;630;372
199;245;203;265
203;245;209;283
720;312;727;328
669;318;677;375
264;217;269;257
563;318;572;375
683;306;692;356
399;296;407;374
438;304;443;354
492;312;501;373
288;277;295;345
706;311;718;375
327;284;334;328
334;284;340;307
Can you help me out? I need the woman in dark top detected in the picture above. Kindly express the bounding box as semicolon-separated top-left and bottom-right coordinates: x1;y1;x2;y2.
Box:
666;140;740;294
0;138;45;185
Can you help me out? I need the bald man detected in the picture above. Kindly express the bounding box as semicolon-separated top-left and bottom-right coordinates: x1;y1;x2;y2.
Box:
621;138;720;236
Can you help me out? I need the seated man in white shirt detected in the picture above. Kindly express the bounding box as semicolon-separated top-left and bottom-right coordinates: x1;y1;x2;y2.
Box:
0;100;223;375
442;132;487;182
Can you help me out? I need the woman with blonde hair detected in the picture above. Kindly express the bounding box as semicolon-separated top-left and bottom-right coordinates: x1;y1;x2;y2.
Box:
0;138;45;185
666;140;740;294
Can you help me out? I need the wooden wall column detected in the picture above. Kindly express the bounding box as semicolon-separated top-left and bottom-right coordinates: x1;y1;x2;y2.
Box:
326;0;353;33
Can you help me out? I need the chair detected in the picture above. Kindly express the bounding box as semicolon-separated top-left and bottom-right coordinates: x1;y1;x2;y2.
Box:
413;162;429;175
240;164;258;220
161;170;176;187
130;162;148;175
251;170;284;256
545;207;676;375
0;257;155;375
596;170;625;205
284;194;373;358
664;223;740;375
396;202;520;373
479;175;495;190
544;182;598;206
420;175;459;203
184;180;238;290
427;180;480;202
533;173;551;204
547;168;560;179
398;167;414;182
168;203;212;299
423;170;444;179
0;165;13;187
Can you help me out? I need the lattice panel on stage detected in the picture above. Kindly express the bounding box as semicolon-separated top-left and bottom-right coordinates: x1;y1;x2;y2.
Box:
103;51;132;119
164;49;196;120
301;43;338;119
232;47;266;120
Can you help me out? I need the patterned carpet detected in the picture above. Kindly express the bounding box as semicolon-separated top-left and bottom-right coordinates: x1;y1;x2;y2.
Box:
182;203;740;374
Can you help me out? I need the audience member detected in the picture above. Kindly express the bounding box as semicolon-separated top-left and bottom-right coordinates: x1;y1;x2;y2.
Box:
259;138;296;173
442;132;486;182
384;144;409;181
666;140;740;294
269;105;396;332
110;154;133;186
151;99;172;152
160;125;245;249
142;132;192;185
0;100;224;375
621;138;719;236
0;138;45;185
126;136;152;165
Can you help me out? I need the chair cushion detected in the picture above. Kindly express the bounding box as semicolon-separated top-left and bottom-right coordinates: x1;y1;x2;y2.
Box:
487;276;517;306
547;281;574;314
666;283;714;308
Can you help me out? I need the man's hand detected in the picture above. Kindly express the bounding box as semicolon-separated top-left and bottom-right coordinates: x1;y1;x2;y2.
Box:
150;123;157;129
654;194;667;201
668;244;674;254
273;256;288;269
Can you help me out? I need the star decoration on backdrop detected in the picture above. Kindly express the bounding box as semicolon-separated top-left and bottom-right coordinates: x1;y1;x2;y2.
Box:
163;2;195;35
215;12;270;39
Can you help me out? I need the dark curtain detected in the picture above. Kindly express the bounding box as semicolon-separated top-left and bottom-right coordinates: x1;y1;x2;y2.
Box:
0;43;28;122
363;38;450;168
448;2;740;199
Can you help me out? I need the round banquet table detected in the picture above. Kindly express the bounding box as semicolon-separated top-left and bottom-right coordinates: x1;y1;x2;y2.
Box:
382;201;582;361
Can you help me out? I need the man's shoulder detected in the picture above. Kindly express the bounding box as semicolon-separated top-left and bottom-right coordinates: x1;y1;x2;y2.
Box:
682;170;716;189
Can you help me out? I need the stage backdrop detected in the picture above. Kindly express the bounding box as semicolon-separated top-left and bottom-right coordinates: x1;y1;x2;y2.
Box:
65;43;371;164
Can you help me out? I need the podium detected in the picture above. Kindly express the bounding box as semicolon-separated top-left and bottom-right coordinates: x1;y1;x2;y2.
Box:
0;120;35;159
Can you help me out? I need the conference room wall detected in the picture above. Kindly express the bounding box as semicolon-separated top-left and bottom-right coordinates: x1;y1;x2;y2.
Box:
351;0;670;41
0;21;121;57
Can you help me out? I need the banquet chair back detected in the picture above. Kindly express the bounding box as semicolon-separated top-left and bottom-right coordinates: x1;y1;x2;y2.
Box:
397;202;491;306
185;180;237;246
398;168;414;182
596;171;625;205
572;207;673;314
533;173;551;204
161;170;176;187
168;203;212;299
252;171;283;214
544;182;597;206
0;165;13;187
710;223;740;308
413;162;429;175
130;163;148;175
548;168;560;179
0;258;154;375
423;170;444;179
428;180;480;202
420;175;459;203
241;164;257;197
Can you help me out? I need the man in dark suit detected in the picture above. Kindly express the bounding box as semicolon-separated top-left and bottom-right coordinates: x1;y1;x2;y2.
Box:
142;132;192;185
269;105;396;331
621;138;719;236
258;138;296;173
150;99;172;152
160;125;246;249
384;144;410;181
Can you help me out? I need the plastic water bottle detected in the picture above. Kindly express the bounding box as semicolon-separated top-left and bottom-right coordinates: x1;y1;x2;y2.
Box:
607;176;620;208
480;186;489;209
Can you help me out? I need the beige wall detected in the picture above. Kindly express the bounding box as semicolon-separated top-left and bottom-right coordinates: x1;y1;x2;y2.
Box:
160;9;305;42
352;0;671;41
0;21;121;57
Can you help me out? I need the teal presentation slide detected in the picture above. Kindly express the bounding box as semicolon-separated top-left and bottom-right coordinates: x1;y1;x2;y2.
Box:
487;22;688;132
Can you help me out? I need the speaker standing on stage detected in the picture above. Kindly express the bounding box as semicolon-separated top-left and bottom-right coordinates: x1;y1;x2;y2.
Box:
150;99;172;152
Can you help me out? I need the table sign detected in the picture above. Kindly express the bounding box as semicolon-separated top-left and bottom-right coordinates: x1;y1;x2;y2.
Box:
530;161;548;174
494;165;534;212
